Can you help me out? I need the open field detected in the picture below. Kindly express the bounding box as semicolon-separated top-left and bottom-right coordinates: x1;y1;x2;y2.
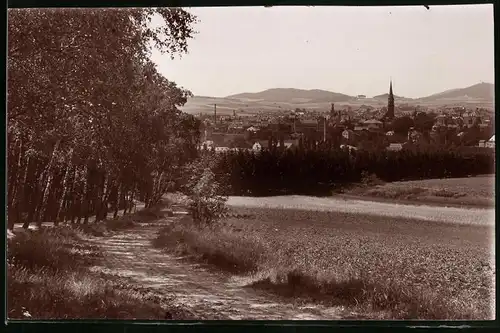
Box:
226;195;494;226
156;197;495;319
345;175;495;208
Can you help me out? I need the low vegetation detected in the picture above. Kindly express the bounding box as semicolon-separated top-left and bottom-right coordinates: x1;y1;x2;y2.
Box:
347;175;494;207
154;207;495;320
7;210;195;320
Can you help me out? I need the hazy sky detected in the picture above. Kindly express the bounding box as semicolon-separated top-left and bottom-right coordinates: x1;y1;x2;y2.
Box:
152;5;494;99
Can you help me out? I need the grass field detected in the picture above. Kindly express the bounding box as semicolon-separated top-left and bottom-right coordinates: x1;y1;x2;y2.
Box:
154;205;495;319
7;208;196;320
345;175;495;208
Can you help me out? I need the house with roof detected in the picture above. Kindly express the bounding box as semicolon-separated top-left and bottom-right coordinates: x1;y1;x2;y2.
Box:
340;144;358;152
200;140;215;150
486;134;495;148
386;143;404;152
252;141;270;152
246;126;260;133
434;114;448;127
462;111;480;128
252;139;298;152
298;118;319;131
363;119;384;131
408;127;424;144
342;129;356;141
281;139;299;150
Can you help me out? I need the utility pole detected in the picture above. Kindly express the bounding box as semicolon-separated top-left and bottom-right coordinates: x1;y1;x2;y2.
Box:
323;115;327;142
214;104;217;126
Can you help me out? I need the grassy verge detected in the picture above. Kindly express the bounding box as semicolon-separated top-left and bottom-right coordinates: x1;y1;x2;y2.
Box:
71;205;172;236
153;208;495;320
7;207;197;320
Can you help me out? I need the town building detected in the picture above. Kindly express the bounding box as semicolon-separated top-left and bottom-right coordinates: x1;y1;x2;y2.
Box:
363;119;384;131
486;135;495;148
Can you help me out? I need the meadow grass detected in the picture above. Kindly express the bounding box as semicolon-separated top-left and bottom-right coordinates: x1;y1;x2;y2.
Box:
154;207;495;319
346;175;495;207
7;208;193;320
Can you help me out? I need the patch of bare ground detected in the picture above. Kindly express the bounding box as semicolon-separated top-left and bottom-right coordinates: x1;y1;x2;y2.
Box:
343;175;495;208
154;205;495;320
87;206;359;320
7;205;204;320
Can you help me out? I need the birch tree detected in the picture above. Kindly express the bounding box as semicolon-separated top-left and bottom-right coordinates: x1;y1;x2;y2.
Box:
8;8;199;229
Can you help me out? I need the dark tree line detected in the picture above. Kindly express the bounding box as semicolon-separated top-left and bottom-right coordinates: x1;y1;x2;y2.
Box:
203;146;495;196
7;8;200;230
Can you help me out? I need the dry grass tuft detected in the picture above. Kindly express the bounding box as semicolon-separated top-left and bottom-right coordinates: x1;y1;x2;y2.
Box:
154;217;268;274
7;265;176;319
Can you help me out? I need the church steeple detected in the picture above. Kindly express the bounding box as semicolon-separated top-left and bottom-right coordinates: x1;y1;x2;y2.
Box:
387;79;395;120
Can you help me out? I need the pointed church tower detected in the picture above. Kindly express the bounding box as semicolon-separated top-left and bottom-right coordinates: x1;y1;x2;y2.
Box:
387;80;395;120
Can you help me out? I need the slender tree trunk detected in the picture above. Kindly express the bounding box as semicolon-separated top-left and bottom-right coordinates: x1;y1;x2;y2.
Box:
63;170;76;223
123;185;130;214
130;188;136;213
101;178;114;220
69;167;80;224
36;140;61;227
8;139;23;229
24;161;44;229
75;165;85;224
7;139;20;212
55;157;73;225
19;156;32;228
96;174;110;222
113;182;122;219
153;171;165;205
80;162;90;224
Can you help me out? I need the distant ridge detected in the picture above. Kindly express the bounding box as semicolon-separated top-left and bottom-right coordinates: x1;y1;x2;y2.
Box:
372;93;408;100
419;82;494;101
221;83;494;103
226;88;354;103
183;82;494;115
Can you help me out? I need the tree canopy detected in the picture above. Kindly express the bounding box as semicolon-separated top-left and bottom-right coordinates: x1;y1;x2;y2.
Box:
7;8;199;229
391;116;414;135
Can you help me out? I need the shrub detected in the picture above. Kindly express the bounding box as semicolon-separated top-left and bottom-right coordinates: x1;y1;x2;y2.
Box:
186;167;228;228
360;171;385;187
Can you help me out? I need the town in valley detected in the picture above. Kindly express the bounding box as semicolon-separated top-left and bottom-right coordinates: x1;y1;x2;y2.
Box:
194;82;495;153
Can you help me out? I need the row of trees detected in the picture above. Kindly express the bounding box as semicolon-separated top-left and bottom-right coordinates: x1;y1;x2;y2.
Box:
7;8;200;229
203;147;495;196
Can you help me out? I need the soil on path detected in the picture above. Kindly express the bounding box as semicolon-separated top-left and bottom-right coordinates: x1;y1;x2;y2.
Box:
85;205;358;320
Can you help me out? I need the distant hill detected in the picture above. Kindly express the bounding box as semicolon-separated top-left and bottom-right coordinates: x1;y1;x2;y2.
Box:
419;82;494;101
372;93;408;100
182;83;494;115
226;88;354;103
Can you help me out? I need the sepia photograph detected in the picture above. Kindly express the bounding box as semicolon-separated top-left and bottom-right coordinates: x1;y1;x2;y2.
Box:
6;4;495;321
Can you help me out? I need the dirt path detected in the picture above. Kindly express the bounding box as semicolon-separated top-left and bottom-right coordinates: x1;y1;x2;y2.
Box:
86;206;354;320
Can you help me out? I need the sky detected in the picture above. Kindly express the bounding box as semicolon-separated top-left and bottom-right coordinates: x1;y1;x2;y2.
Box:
151;5;495;99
